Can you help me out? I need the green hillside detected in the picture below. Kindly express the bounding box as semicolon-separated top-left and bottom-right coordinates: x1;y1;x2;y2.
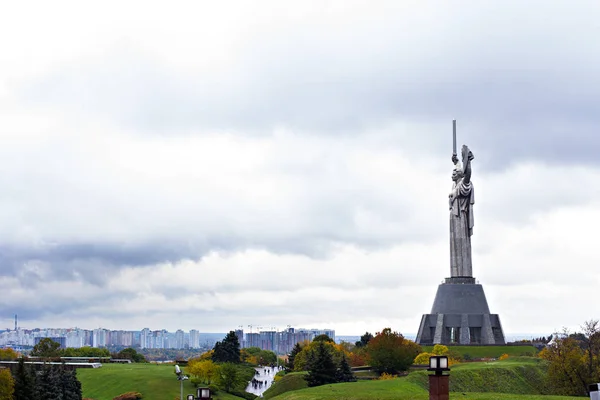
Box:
263;372;308;399
268;378;578;400
78;363;244;400
420;345;538;359
268;358;579;400
407;357;551;395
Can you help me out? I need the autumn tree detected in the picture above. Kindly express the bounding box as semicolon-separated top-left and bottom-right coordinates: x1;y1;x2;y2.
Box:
0;348;18;361
187;359;220;385
540;322;600;396
367;328;421;375
212;331;241;363
0;368;14;400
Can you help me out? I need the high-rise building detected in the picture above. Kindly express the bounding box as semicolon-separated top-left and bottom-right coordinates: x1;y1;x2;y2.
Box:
140;328;151;349
189;329;200;349
175;329;184;349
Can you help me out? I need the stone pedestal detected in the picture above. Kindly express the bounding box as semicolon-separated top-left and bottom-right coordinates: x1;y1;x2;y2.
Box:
428;375;449;400
416;277;505;345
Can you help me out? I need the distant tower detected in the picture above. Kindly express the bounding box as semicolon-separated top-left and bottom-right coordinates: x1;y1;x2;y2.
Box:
14;314;17;331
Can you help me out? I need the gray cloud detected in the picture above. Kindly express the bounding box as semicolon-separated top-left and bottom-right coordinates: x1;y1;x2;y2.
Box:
2;0;600;333
15;1;600;170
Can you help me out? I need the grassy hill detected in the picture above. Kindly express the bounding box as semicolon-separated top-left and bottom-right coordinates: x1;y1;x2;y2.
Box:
78;363;245;400
407;357;551;395
78;357;579;400
420;345;538;359
268;378;579;400
267;358;580;400
263;372;308;399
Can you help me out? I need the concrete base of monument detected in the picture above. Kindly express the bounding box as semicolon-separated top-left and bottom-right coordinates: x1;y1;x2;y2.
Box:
415;278;506;345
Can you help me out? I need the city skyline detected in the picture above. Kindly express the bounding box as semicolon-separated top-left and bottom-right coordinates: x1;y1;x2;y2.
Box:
1;325;338;354
1;1;600;336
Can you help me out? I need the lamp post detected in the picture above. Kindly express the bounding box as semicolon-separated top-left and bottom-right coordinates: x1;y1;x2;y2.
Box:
175;365;189;400
427;356;450;400
196;387;212;399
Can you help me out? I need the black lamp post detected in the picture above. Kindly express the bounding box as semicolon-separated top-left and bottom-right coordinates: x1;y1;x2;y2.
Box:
196;387;211;399
427;355;450;400
185;387;211;400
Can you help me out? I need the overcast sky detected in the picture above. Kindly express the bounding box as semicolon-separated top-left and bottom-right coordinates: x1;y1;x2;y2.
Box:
1;0;599;337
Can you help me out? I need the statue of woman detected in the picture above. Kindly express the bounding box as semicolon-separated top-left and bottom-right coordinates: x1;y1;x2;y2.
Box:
449;145;475;277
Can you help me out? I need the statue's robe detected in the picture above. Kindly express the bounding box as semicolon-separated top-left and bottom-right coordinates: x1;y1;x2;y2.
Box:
449;178;474;277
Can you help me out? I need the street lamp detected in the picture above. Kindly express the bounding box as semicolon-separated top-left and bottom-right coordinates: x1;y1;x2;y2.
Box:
175;365;189;400
427;356;450;400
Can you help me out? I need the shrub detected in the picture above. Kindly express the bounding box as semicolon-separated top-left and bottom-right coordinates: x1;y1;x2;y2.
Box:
378;372;397;380
499;353;509;360
112;392;143;400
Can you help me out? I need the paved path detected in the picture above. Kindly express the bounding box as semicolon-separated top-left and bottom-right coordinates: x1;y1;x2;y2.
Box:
245;366;283;397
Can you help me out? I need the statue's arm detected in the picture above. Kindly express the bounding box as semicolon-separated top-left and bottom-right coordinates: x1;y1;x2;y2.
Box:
462;145;473;184
463;159;471;184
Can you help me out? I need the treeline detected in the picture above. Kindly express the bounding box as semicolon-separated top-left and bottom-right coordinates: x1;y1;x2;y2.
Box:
135;348;207;362
285;328;421;387
184;331;258;399
0;358;82;400
540;319;600;397
25;338;146;363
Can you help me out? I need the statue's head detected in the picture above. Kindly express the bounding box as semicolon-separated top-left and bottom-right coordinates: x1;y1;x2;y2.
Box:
452;163;463;181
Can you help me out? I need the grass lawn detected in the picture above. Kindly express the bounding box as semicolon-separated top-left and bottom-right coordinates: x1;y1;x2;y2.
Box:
269;358;580;400
420;345;538;359
263;372;308;399
269;378;580;400
78;363;239;400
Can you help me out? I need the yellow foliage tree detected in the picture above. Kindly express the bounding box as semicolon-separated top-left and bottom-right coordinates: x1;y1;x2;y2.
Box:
0;349;18;361
414;352;434;364
0;368;14;400
432;345;449;355
187;359;220;384
414;345;462;366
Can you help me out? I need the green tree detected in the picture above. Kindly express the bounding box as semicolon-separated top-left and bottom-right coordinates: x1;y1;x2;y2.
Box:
31;338;62;358
335;354;356;383
13;358;36;400
35;366;62;400
305;341;337;387
367;328;421;375
63;346;110;358
212;331;241;363
115;348;147;363
313;334;334;343
355;332;373;348
217;363;244;392
0;368;15;400
60;368;82;400
287;342;303;371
